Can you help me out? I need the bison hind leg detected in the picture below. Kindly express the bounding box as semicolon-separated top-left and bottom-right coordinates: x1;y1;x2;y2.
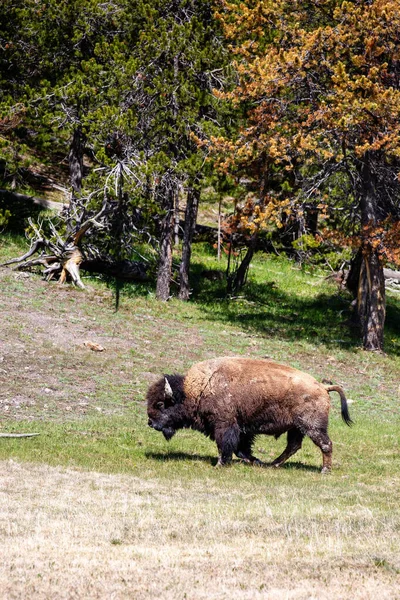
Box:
235;433;264;466
307;429;333;474
215;425;240;467
270;428;304;468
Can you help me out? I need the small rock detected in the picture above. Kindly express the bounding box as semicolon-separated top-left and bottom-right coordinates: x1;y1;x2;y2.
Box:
84;341;106;352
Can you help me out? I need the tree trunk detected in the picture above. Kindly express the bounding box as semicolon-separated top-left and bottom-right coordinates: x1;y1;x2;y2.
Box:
156;191;174;301
346;248;363;299
174;190;180;247
305;202;319;235
69;126;85;197
228;234;257;295
357;250;386;350
114;163;125;310
217;196;223;261
179;185;200;300
227;166;268;295
356;154;386;351
66;127;86;235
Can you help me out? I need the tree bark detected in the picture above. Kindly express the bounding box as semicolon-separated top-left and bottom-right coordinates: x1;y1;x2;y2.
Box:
346;248;363;299
179;185;200;300
69;126;85;197
356;154;386;351
217;196;223;261
357;250;386;350
156;190;174;301
174;191;180;248
66;126;86;235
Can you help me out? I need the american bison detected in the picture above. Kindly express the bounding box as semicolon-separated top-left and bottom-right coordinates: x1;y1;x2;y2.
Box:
146;356;353;473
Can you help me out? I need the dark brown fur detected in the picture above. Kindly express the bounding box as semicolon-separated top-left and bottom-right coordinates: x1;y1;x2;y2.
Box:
146;357;353;473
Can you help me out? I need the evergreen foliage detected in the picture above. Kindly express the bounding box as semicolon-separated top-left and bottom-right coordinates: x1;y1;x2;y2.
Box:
1;0;232;296
1;0;399;349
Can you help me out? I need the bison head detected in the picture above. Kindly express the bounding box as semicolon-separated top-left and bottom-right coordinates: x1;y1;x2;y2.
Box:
146;375;185;441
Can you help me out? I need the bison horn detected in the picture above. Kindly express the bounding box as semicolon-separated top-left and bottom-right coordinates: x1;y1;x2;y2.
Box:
164;377;174;399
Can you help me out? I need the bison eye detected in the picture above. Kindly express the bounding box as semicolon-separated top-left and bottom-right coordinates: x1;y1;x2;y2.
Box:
156;401;164;409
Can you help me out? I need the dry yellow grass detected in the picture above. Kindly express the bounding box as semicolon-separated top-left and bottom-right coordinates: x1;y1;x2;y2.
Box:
1;459;399;600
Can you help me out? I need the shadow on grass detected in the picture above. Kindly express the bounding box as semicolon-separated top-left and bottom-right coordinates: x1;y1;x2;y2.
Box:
279;461;321;473
146;451;215;464
384;300;400;354
116;256;400;354
189;266;360;348
146;451;321;472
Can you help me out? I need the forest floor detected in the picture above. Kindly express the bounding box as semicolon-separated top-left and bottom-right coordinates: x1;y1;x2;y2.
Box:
1;239;400;599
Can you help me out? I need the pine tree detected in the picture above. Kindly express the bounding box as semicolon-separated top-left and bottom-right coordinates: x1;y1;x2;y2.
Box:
124;0;230;300
215;0;400;350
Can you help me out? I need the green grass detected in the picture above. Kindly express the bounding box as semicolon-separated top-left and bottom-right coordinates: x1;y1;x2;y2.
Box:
1;235;398;487
0;413;399;483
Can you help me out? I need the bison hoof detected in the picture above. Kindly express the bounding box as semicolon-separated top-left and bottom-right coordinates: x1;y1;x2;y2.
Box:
215;459;230;467
320;467;331;475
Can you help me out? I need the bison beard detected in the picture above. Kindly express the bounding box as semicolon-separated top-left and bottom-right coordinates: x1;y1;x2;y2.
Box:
146;357;353;473
162;427;176;441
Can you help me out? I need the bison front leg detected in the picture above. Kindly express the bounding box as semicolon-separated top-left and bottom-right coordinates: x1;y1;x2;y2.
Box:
235;433;265;466
270;428;304;468
215;424;240;467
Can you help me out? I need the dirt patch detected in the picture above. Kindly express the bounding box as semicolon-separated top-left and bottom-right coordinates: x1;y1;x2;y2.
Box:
0;268;206;421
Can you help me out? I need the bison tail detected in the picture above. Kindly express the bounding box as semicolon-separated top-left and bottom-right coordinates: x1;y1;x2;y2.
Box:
325;385;354;427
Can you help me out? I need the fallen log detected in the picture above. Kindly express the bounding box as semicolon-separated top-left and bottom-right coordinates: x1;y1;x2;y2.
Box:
330;266;400;291
0;433;40;438
59;247;85;288
2;248;148;285
1;183;152;287
383;268;400;282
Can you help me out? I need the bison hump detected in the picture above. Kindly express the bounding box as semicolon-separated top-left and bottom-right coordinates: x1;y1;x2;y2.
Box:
184;357;322;404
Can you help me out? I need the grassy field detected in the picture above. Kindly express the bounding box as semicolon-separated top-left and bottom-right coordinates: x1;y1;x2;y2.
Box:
0;234;399;599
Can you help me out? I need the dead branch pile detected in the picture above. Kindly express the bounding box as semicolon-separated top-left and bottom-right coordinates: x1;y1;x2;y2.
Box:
1;199;148;287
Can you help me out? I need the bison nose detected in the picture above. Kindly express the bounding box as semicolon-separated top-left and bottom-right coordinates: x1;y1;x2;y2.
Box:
148;419;153;428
